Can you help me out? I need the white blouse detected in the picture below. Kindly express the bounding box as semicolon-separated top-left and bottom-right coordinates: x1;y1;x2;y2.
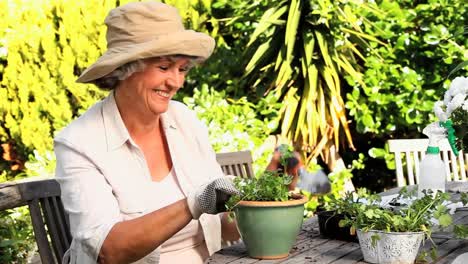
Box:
54;92;225;263
149;168;208;263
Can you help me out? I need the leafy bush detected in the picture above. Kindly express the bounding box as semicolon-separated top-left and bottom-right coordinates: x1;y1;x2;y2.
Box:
0;0;114;178
239;0;387;164
23;150;56;178
345;0;467;136
0;150;56;263
0;207;35;264
342;1;467;191
183;85;280;174
0;0;269;180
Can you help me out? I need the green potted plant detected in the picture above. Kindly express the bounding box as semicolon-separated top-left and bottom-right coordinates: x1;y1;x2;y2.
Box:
316;191;362;242
339;188;462;264
225;145;308;260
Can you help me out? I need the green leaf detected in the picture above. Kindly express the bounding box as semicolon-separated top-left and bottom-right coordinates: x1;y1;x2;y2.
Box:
447;60;468;80
362;114;375;128
368;148;387;158
438;213;452;227
247;5;288;47
285;0;302;62
244;38;273;77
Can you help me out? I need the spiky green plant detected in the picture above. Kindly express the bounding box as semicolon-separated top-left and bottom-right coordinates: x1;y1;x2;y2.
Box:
242;0;384;166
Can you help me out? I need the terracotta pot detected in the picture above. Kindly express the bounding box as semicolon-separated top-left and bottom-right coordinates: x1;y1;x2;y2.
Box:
234;194;308;259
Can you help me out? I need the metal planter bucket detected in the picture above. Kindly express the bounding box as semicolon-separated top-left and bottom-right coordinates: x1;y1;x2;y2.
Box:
357;229;424;264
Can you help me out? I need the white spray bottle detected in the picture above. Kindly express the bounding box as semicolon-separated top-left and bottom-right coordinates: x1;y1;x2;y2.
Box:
418;122;447;198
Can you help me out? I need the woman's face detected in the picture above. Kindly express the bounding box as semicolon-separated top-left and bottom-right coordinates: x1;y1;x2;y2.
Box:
118;56;191;116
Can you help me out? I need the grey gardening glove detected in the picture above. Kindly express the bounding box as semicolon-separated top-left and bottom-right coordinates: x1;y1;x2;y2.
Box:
297;167;331;194
187;176;240;219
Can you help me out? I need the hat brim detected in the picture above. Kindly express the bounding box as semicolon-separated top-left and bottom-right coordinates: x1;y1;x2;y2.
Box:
76;30;215;83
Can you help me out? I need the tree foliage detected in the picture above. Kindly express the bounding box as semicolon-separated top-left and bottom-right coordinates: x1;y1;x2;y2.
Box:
184;85;281;174
345;0;467;191
0;0;115;176
346;0;467;137
240;0;386;166
0;207;34;264
0;0;245;178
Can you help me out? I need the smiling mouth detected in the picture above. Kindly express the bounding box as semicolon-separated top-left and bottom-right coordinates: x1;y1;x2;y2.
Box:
153;90;170;98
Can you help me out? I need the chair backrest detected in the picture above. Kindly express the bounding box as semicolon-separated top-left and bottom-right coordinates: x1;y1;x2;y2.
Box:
388;139;467;187
0;178;71;264
216;150;254;178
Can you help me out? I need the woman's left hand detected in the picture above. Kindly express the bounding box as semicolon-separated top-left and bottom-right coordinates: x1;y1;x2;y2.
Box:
265;149;303;190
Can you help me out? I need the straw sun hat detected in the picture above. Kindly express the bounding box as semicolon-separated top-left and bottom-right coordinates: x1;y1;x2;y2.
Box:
76;1;215;83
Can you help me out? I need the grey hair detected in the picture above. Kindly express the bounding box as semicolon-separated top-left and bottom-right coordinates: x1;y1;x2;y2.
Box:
92;60;147;91
92;55;198;91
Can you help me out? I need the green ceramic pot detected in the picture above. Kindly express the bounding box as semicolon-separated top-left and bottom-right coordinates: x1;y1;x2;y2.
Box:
234;194;308;259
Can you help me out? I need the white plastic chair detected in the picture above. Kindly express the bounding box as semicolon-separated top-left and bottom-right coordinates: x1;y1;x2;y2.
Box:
388;139;467;187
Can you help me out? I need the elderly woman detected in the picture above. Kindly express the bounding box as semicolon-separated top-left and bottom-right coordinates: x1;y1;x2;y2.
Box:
54;2;241;264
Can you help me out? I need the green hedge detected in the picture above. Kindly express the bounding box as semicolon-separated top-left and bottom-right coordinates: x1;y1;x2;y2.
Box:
0;207;34;264
184;85;280;174
345;0;467;136
0;0;115;177
0;0;234;179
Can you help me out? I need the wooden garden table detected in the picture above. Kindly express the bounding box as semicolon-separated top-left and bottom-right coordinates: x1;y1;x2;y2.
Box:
207;181;468;263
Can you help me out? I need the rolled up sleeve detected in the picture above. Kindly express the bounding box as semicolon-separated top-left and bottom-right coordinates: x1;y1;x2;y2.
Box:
55;140;122;263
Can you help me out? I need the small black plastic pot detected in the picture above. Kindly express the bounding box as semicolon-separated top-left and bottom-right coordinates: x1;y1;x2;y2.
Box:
316;210;357;242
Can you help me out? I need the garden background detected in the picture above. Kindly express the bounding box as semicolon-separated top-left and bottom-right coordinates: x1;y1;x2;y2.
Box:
0;0;466;262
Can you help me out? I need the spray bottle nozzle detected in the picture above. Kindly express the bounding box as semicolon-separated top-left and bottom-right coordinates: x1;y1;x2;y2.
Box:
439;120;460;156
422;122;447;154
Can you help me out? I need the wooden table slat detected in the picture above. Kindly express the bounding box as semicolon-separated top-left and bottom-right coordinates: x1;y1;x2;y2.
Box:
330;248;363;264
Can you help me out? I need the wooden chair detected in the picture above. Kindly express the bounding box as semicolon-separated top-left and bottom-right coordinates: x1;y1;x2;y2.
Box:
0;178;72;264
388;139;467;187
0;150;254;263
216;150;254;178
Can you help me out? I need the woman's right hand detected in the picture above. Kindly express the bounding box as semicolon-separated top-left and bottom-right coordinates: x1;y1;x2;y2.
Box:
187;177;239;219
